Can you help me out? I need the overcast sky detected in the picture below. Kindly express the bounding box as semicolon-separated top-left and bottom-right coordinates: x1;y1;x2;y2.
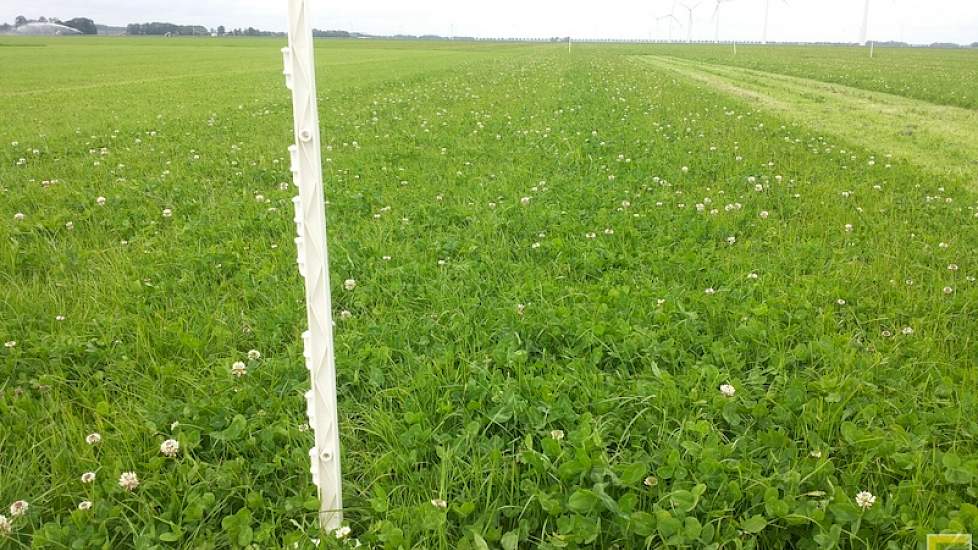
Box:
3;1;977;44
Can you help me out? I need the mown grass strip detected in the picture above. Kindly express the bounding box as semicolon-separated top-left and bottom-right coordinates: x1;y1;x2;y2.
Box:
636;54;978;183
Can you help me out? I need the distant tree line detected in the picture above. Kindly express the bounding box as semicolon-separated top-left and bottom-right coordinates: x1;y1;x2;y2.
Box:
1;15;98;34
126;22;209;36
312;29;356;38
219;27;285;37
125;24;285;37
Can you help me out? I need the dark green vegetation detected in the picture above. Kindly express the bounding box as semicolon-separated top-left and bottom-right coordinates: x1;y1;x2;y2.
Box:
1;38;977;549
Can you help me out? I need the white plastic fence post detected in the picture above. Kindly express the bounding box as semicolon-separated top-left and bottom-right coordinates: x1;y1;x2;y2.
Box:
284;0;343;533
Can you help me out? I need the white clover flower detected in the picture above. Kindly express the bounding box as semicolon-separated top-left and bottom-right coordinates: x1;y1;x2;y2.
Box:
520;196;531;206
334;526;352;539
643;476;658;487
681;166;689;173
255;194;265;202
836;299;846;306
118;471;139;491
81;472;96;484
65;221;74;230
339;310;352;320
948;264;959;271
810;449;823;458
855;491;876;509
705;287;716;295
78;500;93;511
162;208;172;218
430;499;448;509
754;184;764;192
160;439;180;458
604;228;614;235
585;232;596;239
901;326;914;335
0;514;10;535
86;432;102;445
726;236;736;245
516;304;525;316
621;200;631;208
247;349;261;361
550;429;564;441
9;501;27;518
231;361;247;377
343;279;357;291
13;212;25;221
759;211;769;219
719;384;736;397
844;224;853;232
748;272;759;280
3;341;14;348
96;196;106;206
943;286;954;295
881;330;893;338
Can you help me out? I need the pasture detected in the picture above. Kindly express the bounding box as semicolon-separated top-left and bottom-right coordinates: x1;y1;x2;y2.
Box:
1;37;977;548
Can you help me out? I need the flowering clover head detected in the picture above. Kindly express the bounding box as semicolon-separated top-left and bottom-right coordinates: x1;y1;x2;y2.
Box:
855;491;876;509
118;471;139;491
160;439;180;458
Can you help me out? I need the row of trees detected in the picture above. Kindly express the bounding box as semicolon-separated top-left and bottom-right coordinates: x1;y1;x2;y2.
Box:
219;26;285;37
2;15;97;34
124;23;284;36
125;22;208;36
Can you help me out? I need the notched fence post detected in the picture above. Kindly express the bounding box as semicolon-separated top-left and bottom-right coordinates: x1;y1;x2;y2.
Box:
284;0;343;533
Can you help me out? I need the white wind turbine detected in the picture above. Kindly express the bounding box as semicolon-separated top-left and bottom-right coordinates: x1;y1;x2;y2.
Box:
656;2;682;42
712;0;736;43
761;0;789;44
657;13;681;41
679;2;702;43
861;0;895;56
859;0;871;45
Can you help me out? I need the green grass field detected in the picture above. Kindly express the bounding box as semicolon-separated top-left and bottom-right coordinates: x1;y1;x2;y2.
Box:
2;37;977;549
639;44;978;110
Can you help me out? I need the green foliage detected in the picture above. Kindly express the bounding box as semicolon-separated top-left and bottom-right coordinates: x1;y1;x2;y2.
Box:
62;17;97;35
0;38;977;548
